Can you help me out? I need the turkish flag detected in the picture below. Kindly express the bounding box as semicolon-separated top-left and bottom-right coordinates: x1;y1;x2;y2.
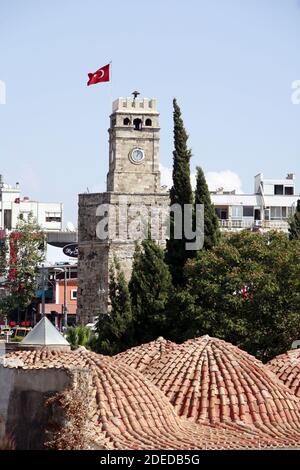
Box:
87;63;110;86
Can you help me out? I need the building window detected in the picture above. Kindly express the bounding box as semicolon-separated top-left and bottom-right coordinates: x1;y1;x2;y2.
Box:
133;118;142;130
264;208;270;220
243;206;254;217
45;212;62;223
70;289;77;300
274;185;284;195
282;207;293;219
270;207;282;219
232;206;243;219
123;117;131;125
145;118;152;126
4;209;12;230
284;186;294;195
215;208;228;220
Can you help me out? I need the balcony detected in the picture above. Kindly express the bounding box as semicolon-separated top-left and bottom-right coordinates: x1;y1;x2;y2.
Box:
38;303;77;315
219;219;289;232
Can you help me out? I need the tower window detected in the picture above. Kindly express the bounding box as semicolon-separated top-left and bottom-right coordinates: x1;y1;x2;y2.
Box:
145;118;152;126
123;117;131;126
133;118;142;130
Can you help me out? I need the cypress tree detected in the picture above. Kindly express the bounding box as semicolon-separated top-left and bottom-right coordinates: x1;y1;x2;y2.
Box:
94;257;133;355
129;239;172;343
289;199;300;240
194;165;220;249
166;99;194;285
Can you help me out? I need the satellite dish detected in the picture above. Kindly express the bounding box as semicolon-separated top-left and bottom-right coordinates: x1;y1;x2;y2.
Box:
66;221;75;232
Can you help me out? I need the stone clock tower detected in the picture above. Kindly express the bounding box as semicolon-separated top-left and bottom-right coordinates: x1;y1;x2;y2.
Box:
77;96;169;324
107;97;161;193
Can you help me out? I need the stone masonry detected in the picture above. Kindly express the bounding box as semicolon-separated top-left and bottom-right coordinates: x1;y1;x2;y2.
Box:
77;97;170;324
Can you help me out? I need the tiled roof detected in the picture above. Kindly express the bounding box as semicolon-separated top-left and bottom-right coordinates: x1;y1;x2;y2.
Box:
267;349;300;398
143;335;300;446
114;337;177;372
2;348;285;450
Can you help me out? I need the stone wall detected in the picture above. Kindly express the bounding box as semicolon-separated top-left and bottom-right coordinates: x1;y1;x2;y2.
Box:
77;191;170;324
0;364;74;449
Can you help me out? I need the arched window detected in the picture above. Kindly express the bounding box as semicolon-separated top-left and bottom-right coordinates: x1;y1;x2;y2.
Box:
145;118;152;126
133;118;142;130
123;117;131;126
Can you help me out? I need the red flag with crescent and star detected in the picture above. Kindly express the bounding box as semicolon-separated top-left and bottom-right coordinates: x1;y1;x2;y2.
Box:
87;63;110;86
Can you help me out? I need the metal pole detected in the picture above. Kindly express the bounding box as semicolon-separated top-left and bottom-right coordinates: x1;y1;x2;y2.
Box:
63;268;67;330
41;264;45;318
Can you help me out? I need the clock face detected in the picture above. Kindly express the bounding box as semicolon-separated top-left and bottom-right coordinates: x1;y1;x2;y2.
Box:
130;148;144;164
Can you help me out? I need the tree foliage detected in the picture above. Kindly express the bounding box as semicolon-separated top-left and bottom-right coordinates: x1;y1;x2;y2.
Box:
0;214;45;318
168;231;300;362
129;239;172;343
66;325;92;350
0;235;8;280
166;99;194;285
289;199;300;240
194;166;220;249
94;257;133;355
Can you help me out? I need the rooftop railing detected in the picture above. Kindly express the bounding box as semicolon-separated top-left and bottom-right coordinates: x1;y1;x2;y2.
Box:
219;219;289;231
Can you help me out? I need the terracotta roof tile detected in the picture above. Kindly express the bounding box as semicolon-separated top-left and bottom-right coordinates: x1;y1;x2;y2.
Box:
114;337;177;372
267;349;300;398
141;335;300;446
2;348;286;450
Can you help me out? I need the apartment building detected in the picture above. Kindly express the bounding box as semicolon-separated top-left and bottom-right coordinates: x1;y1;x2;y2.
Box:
211;173;298;232
0;174;63;232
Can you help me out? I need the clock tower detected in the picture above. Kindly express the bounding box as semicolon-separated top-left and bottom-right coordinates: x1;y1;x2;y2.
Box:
107;97;161;193
77;95;169;324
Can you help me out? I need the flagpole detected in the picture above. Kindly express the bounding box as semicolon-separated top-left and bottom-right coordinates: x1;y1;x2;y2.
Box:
108;60;113;116
110;60;112;83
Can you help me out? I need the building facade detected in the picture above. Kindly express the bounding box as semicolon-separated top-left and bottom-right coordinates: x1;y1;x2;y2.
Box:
0;175;63;232
37;263;77;329
77;96;169;324
211;173;298;232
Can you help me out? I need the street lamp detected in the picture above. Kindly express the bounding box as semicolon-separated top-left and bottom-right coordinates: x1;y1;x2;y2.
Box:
54;266;68;332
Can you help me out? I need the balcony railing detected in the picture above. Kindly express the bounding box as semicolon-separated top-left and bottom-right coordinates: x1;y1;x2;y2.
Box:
219;219;289;231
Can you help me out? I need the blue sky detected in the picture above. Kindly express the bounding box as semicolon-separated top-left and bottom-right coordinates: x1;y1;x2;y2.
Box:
0;0;300;225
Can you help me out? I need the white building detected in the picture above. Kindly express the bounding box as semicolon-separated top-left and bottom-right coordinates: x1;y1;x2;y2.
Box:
0;175;63;232
211;173;299;232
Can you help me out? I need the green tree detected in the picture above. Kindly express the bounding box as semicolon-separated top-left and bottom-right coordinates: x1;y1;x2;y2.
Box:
169;231;300;362
0;236;9;321
129;239;172;343
194;166;220;249
289;199;300;240
66;325;92;350
93;257;133;355
166;99;194;285
0;235;8;279
0;214;45;319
